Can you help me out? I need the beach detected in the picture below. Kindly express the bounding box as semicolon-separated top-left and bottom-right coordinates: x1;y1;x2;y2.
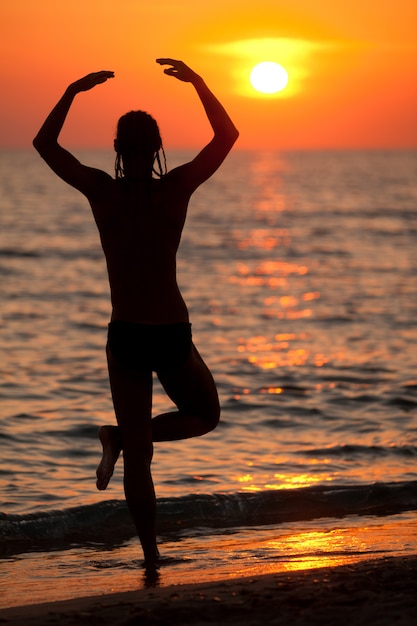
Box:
2;556;417;625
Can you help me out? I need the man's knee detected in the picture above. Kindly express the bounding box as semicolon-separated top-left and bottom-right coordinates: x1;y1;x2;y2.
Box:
123;439;154;464
203;402;221;433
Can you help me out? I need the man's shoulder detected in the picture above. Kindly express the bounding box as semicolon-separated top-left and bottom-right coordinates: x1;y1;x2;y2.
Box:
162;164;192;190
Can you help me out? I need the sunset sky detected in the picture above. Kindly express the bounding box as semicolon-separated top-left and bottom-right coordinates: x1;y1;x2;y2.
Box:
2;0;417;150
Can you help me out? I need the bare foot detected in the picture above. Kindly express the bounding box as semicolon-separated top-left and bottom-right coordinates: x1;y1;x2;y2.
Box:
96;425;122;490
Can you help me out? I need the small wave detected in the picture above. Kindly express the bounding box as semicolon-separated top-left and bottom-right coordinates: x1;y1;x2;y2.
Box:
302;444;417;459
0;248;40;258
1;480;416;557
42;424;99;439
12;412;43;422
384;396;417;411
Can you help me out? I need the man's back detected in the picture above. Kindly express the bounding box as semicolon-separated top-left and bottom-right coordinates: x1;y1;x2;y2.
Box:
90;172;190;324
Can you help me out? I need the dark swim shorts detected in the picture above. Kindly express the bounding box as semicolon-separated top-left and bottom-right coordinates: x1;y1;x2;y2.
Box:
107;321;192;373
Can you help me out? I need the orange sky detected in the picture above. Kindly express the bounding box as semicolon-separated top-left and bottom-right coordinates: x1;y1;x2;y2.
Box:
2;0;417;149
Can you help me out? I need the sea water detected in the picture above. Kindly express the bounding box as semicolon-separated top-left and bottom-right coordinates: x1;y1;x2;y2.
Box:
0;149;416;607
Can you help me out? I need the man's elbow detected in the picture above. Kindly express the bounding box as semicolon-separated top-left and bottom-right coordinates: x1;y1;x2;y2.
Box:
32;135;43;154
228;125;239;146
213;125;239;151
32;135;52;157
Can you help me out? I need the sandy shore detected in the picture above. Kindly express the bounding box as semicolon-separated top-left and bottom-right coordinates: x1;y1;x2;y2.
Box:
2;555;417;626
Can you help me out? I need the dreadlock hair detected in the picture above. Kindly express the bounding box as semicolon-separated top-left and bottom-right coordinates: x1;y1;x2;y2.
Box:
114;111;167;179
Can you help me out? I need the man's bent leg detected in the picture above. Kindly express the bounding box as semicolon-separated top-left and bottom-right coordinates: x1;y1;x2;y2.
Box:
153;344;220;441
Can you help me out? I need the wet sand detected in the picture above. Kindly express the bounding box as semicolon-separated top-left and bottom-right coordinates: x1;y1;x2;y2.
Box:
2;555;417;625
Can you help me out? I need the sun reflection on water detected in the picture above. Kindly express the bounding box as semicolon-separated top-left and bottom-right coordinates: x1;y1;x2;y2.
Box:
266;527;369;573
236;470;333;493
236;228;291;250
237;333;327;369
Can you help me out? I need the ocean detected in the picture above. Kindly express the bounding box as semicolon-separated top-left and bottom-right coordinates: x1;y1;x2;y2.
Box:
1;148;416;607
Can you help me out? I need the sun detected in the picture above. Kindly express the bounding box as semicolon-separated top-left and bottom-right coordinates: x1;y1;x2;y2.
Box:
250;61;289;94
